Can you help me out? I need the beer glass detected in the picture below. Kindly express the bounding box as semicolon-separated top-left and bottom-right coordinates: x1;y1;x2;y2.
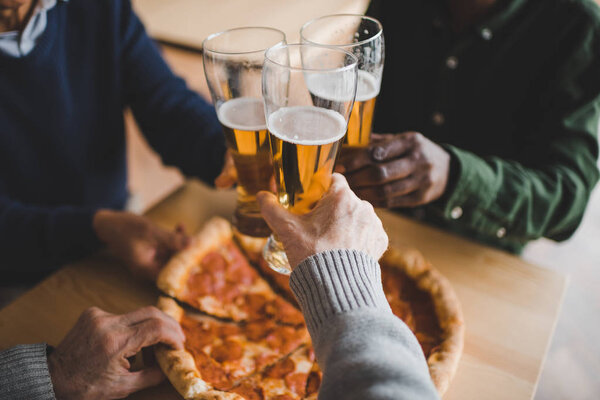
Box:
300;14;384;147
262;43;358;274
203;27;286;237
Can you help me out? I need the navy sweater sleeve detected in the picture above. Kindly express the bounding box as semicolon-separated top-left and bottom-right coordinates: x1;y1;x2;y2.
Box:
118;0;226;184
0;196;101;280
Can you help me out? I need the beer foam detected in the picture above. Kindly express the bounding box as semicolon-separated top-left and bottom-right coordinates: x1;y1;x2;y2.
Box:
306;70;380;103
218;97;266;131
268;106;347;145
356;71;380;102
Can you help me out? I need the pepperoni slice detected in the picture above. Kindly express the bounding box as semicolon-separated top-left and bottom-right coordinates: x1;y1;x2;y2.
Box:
231;382;264;400
218;323;241;337
181;317;216;348
285;372;308;396
273;395;295;400
245;293;268;318
267;326;305;354
265;297;305;325
190;350;232;390
265;357;295;379
306;371;322;395
255;353;280;370
224;242;257;285
244;320;275;341
211;339;244;363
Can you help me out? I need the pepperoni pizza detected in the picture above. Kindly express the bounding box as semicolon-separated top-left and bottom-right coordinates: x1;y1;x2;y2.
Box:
155;217;464;399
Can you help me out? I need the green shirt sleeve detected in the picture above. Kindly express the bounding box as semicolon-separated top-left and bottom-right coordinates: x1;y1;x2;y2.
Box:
432;15;600;247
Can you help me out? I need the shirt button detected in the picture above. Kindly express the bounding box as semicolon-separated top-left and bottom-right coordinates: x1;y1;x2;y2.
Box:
450;206;463;219
481;27;493;40
496;227;507;238
446;56;458;69
432;112;445;126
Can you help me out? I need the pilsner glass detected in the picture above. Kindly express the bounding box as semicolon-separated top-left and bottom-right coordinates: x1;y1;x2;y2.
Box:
262;43;358;274
203;27;286;237
300;14;384;147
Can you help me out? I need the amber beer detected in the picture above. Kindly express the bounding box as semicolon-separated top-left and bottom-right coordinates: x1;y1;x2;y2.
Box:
268;106;346;214
307;70;379;147
217;97;273;235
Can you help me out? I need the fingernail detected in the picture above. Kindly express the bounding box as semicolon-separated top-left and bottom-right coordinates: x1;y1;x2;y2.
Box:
372;147;385;160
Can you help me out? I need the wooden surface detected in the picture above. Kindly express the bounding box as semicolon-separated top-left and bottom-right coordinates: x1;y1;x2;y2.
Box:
0;180;567;400
131;0;370;50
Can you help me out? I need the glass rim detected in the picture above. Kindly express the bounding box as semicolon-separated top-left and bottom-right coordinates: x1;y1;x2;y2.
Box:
202;26;286;55
264;42;358;73
300;14;383;48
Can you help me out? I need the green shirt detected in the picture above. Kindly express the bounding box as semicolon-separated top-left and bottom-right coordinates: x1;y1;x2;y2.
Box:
367;0;600;253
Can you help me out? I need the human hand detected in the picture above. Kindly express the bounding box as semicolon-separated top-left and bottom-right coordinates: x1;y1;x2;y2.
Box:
93;210;189;281
48;306;185;400
257;173;388;268
214;149;237;189
338;132;451;207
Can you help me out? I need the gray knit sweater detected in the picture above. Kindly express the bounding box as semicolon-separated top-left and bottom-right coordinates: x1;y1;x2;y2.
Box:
0;249;440;400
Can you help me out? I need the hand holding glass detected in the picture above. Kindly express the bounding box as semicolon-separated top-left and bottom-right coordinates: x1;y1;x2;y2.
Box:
261;43;358;274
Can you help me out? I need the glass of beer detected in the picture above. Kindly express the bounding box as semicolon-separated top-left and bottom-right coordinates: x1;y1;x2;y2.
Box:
203;27;286;237
300;14;384;147
262;43;358;274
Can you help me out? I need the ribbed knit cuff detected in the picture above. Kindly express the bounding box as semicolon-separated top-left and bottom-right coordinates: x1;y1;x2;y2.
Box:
0;343;56;400
289;249;391;336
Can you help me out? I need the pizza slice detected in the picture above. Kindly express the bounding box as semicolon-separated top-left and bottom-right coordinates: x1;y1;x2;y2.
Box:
232;232;297;307
380;246;464;396
155;296;310;399
157;217;303;325
230;346;320;400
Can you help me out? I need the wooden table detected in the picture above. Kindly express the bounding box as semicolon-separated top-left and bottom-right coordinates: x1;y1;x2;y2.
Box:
0;180;567;400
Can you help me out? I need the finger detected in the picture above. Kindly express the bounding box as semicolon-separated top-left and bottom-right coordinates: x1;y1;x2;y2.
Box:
337;146;374;173
345;157;417;188
214;170;237;189
370;132;392;141
215;150;237;189
327;173;351;195
387;189;428;208
257;191;298;235
334;163;345;174
353;175;422;207
120;306;173;327
125;314;185;354
122;366;165;395
175;224;191;247
370;132;418;162
155;227;188;254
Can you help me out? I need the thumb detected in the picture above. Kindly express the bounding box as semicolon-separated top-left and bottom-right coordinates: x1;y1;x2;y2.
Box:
257;191;296;236
160;228;188;253
123;366;165;395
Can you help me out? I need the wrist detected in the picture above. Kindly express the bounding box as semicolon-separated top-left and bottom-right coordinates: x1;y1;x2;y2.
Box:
47;351;68;400
92;209;117;244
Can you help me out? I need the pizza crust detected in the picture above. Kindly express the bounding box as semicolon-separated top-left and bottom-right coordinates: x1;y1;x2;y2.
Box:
381;246;465;396
157;217;233;298
155;297;245;400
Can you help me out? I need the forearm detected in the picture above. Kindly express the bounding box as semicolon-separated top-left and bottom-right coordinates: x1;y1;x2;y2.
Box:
120;0;226;184
0;197;102;277
290;250;439;400
432;141;599;244
0;344;56;400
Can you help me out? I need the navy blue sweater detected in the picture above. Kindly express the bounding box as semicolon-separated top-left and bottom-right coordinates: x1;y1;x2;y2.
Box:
0;0;225;281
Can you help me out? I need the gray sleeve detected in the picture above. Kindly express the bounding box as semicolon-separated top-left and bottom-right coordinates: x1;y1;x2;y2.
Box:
290;249;440;400
0;343;56;400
